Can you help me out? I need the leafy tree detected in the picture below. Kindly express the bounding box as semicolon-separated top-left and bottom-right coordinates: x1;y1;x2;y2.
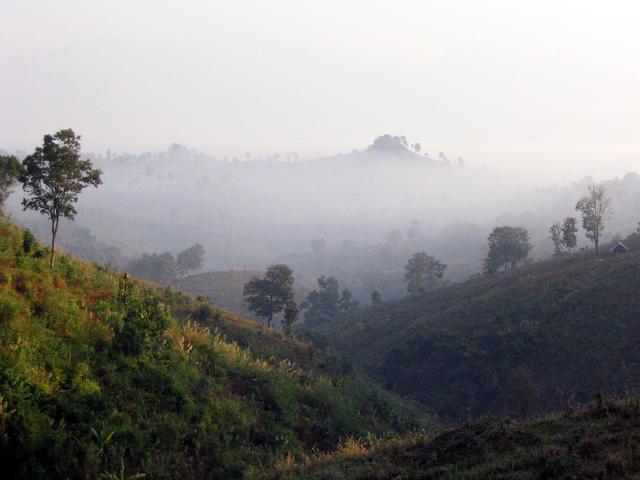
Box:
126;252;176;283
302;275;341;325
561;217;578;252
549;223;564;256
338;288;357;310
575;184;612;256
550;217;578;256
176;244;205;275
485;226;531;273
243;264;295;327
404;252;447;297
21;129;102;268
282;301;299;336
0;155;23;214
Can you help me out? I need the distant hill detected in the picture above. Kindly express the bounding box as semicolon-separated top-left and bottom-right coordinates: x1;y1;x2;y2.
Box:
171;269;310;323
309;249;640;422
267;395;640;479
0;220;427;479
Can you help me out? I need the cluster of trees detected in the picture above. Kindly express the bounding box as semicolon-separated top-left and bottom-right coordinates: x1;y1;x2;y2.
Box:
484;184;615;275
549;218;578;255
0;129;103;268
485;226;532;273
126;244;205;283
404;252;447;297
242;266;361;333
301;275;357;326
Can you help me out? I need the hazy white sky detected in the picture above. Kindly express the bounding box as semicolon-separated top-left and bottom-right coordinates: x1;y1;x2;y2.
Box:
1;0;639;178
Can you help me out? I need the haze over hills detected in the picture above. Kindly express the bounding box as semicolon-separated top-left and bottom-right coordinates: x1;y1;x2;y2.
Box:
4;1;640;478
4;135;640;304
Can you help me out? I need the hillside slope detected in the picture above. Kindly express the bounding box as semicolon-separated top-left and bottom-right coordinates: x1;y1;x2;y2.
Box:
268;395;640;479
311;251;640;421
171;269;310;323
0;221;428;480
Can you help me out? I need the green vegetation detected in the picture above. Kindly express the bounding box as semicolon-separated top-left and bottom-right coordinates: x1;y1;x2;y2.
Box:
243;265;296;327
310;249;640;422
267;395;640;479
0;220;427;479
21;129;102;268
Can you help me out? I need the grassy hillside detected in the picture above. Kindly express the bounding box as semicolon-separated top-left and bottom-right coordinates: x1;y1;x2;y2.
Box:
310;250;640;422
0;220;428;480
171;269;310;324
267;395;640;479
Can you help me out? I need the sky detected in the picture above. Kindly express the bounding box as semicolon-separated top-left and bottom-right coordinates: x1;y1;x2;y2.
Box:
1;0;639;179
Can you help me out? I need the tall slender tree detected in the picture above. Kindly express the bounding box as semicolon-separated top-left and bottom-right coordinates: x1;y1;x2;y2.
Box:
575;184;611;256
21;129;102;268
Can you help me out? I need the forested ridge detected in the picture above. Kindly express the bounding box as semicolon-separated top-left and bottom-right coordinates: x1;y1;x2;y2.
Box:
309;249;640;421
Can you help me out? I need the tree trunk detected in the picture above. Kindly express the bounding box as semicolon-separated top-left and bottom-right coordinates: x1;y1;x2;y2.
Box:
49;216;58;269
267;313;272;328
595;238;599;256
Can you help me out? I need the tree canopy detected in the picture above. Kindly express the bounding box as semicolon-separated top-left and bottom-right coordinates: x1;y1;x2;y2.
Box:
404;252;447;297
176;244;205;275
485;226;531;273
0;154;23;213
243;264;295;327
21;129;102;268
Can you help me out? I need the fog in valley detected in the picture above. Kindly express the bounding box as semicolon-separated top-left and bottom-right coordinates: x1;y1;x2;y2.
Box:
2;0;640;304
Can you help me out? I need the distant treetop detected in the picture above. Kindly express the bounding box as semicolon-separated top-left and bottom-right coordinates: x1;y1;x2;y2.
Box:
368;134;410;152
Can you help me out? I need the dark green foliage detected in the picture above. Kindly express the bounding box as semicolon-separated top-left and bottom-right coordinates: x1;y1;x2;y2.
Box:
404;252;446;297
21;229;36;255
21;129;102;268
0;155;23;213
0;220;426;479
176;244;205;276
243;264;295;327
485;226;531;273
269;395;640;480
282;301;298;336
310;250;640;422
114;280;170;356
302;276;355;326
